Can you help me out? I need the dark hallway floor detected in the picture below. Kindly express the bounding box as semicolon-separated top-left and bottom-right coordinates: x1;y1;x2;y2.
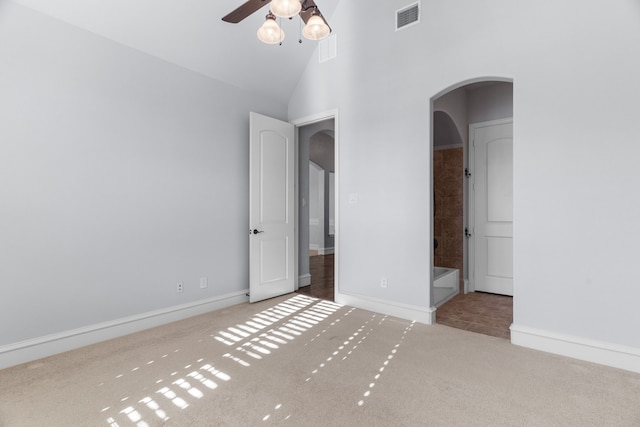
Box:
295;254;334;301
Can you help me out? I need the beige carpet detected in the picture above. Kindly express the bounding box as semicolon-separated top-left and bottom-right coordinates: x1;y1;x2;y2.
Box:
1;294;639;426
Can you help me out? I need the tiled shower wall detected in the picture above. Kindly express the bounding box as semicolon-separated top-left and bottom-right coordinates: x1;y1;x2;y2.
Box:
433;147;464;292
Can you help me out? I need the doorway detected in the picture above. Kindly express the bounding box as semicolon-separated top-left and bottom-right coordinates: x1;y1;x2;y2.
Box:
294;115;336;302
431;80;514;339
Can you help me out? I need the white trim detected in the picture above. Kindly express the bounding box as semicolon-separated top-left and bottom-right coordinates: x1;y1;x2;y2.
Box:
299;273;312;287
290;109;339;128
318;247;334;255
0;291;249;370
336;290;435;325
511;324;640;374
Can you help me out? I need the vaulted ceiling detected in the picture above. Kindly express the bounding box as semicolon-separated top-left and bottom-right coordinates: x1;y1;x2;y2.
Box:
11;0;340;104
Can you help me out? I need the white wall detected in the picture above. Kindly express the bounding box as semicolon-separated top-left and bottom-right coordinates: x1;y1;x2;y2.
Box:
289;0;640;368
0;3;286;359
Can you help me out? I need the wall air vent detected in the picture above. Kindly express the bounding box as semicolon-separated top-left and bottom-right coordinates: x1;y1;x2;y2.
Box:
396;2;420;31
319;33;337;63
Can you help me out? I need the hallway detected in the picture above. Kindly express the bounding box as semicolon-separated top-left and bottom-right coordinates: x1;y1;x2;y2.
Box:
296;254;334;301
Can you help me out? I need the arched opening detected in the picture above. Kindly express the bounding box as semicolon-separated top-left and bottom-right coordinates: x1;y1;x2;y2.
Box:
431;79;514;340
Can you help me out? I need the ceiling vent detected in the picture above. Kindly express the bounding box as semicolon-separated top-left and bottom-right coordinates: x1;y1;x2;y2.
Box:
396;2;420;31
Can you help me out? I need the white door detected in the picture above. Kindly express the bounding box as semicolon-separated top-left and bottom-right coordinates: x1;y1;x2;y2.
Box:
249;112;295;302
470;119;513;296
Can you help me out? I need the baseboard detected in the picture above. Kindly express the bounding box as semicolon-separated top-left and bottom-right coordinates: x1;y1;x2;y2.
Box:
309;247;334;256
510;324;640;374
335;290;435;325
0;291;249;370
299;273;312;287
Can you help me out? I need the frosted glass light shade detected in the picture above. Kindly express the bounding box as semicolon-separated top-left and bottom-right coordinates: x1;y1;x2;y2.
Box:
257;16;285;44
302;14;330;40
270;0;301;18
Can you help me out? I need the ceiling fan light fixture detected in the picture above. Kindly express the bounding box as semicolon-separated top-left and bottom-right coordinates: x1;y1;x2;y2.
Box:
257;12;285;44
302;13;330;40
270;0;302;19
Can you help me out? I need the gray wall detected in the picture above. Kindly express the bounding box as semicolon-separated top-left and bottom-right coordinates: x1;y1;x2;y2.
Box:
289;0;640;356
434;81;513;150
0;3;286;347
310;131;336;252
467;83;514;124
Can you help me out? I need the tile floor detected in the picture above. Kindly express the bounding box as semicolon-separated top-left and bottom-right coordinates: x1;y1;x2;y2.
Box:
297;255;513;339
436;291;513;339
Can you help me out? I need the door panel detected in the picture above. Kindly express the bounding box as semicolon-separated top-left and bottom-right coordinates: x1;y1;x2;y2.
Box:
471;119;513;296
487;139;514;222
250;113;295;302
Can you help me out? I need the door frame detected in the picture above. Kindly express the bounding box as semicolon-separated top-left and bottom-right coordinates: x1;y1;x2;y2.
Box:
291;109;339;297
468;117;514;294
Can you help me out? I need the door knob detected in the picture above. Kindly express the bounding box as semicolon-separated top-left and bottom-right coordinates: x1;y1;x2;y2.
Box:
252;229;264;235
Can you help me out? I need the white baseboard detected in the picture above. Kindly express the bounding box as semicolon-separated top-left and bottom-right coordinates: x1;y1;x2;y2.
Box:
299;273;312;287
309;247;334;255
0;291;249;370
510;324;640;374
335;291;435;325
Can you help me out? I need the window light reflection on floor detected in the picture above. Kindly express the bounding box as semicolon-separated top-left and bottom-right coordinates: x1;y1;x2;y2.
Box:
103;295;342;426
357;320;415;407
259;305;414;423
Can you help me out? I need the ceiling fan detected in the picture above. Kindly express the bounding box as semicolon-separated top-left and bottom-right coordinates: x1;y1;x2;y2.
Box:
222;0;331;44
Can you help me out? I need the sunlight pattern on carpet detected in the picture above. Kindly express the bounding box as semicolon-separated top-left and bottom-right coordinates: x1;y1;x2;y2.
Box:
358;320;415;407
102;295;343;426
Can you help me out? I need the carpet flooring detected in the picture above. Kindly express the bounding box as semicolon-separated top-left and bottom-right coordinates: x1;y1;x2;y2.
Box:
1;294;639;426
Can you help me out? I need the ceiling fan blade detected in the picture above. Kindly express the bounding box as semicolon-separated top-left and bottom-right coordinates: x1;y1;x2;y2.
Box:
300;0;331;32
222;0;272;23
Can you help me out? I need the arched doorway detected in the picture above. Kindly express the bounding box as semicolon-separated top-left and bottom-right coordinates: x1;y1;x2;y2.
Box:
431;80;514;340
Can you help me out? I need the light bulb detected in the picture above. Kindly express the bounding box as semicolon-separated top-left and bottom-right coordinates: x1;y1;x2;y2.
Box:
302;14;330;41
257;14;285;44
270;0;301;18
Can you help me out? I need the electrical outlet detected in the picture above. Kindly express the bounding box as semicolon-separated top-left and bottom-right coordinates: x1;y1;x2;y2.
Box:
380;277;388;288
176;282;184;293
200;277;208;289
